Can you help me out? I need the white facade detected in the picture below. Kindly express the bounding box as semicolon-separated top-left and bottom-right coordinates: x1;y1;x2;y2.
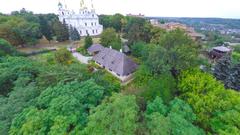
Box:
58;1;103;36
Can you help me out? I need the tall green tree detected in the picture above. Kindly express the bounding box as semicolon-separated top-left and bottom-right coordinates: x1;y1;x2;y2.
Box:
145;97;205;135
146;29;199;76
100;28;121;50
81;93;139;135
69;25;80;41
0;38;18;57
53;19;69;42
84;34;93;49
178;69;240;134
10;80;104;135
213;56;231;85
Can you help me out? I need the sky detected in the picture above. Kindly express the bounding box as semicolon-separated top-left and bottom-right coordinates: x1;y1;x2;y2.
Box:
0;0;240;19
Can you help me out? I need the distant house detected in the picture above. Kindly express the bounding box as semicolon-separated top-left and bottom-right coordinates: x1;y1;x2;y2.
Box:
209;46;232;60
88;44;138;82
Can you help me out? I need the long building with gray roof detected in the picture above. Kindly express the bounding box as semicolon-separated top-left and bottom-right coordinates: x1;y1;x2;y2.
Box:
88;44;138;82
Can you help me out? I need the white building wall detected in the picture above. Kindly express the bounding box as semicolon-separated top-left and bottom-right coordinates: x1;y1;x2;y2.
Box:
58;5;103;37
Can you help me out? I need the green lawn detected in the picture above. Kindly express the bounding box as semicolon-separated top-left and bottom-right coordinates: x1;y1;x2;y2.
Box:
17;37;100;53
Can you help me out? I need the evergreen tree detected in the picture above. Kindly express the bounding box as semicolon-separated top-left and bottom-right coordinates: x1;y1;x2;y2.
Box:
227;64;240;91
213;56;231;85
69;25;80;41
53;19;69;42
84;34;93;49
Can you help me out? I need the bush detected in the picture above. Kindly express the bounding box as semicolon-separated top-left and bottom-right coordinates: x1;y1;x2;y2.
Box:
0;38;18;57
54;48;73;65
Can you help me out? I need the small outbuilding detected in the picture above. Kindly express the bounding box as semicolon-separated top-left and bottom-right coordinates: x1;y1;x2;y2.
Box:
209;46;232;60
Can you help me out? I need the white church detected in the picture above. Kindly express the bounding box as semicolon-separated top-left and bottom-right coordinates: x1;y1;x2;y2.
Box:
58;0;103;36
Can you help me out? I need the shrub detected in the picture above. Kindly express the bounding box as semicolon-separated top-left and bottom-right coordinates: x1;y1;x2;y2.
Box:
54;48;73;65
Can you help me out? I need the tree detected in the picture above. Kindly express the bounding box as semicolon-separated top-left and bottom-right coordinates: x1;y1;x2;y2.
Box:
54;48;73;65
0;38;18;57
213;56;231;85
100;28;121;50
145;97;205;135
146;29;199;76
38;14;55;43
10;80;104;135
81;93;139;135
0;15;41;46
84;34;93;49
178;68;240;133
142;72;177;103
52;19;69;42
69;25;80;41
227;63;240;91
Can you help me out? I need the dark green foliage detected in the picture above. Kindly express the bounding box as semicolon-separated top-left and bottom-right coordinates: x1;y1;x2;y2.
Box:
100;28;122;50
0;15;41;46
84;34;93;49
38;14;58;42
227;64;240;91
142;73;177;103
92;70;121;96
10;80;104;135
0;38;19;57
131;41;146;58
213;56;231;84
81;93;139;135
126;17;152;45
178;69;240;134
69;25;80;41
146;29;199;76
54;48;73;65
99;14;125;32
145;97;205;135
53;19;69;42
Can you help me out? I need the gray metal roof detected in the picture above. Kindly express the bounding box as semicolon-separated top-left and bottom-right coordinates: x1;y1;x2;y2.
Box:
87;44;104;54
213;46;231;52
93;48;138;76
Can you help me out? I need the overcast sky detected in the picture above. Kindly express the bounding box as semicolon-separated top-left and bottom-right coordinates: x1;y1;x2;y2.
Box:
0;0;240;18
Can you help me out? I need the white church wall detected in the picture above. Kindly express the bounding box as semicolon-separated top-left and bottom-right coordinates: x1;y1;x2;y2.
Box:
58;1;103;37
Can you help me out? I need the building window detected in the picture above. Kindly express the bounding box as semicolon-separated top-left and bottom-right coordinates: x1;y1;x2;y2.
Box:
92;14;94;17
86;30;88;34
95;22;97;26
85;23;87;26
92;30;95;34
80;30;82;35
91;22;93;26
96;30;98;33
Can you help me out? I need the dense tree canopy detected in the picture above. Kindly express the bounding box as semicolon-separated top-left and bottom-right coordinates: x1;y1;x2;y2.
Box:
178;69;240;134
100;28;121;50
81;93;139;135
145;97;205;135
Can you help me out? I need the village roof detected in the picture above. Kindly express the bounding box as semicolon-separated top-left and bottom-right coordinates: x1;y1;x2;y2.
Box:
93;48;138;76
87;44;104;54
213;46;231;52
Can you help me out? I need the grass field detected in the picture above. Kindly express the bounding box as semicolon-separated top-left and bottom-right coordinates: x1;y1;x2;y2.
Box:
17;37;100;53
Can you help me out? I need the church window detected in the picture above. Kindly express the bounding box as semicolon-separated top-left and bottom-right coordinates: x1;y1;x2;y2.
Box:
86;30;88;34
62;12;64;15
80;30;82;34
85;23;87;26
91;22;93;26
92;14;94;17
95;22;97;26
96;30;98;33
92;30;95;34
